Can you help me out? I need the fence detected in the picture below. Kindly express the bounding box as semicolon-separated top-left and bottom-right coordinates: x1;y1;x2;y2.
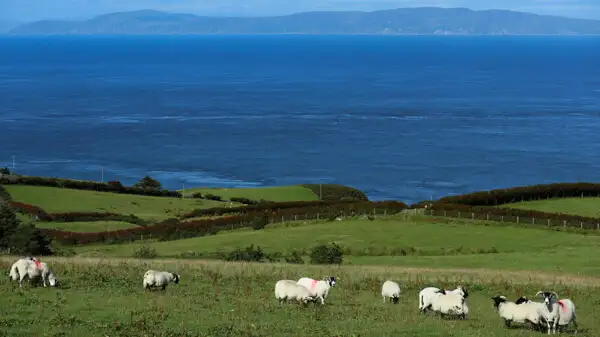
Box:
424;208;600;231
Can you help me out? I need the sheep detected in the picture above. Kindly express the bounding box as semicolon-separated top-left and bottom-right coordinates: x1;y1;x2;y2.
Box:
297;276;336;305
531;291;560;335
381;280;401;304
491;295;541;330
143;270;180;291
274;280;315;305
419;286;468;314
9;258;58;288
429;289;469;319
516;296;577;333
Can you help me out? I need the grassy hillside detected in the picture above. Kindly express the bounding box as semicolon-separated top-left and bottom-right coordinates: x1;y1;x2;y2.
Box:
0;257;597;336
75;217;600;276
34;221;138;232
182;185;319;202
4;185;229;220
502;197;600;218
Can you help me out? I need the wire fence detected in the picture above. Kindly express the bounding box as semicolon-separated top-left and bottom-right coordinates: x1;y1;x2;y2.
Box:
424;208;600;231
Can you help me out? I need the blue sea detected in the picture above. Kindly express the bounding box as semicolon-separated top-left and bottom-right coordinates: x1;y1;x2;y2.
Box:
1;35;599;204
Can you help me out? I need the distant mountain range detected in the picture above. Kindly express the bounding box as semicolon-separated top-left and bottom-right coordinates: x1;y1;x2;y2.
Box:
7;7;600;35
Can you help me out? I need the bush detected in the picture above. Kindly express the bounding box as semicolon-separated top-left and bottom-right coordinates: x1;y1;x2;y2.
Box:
302;184;369;201
0;204;53;255
310;242;343;265
191;192;203;199
251;215;268;230
204;194;223;201
0;185;12;202
132;245;158;259
285;250;305;264
0;167;10;175
224;244;264;262
230;197;262;205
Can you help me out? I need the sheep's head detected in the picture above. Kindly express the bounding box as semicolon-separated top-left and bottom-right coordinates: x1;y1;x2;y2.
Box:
491;295;507;309
172;273;180;284
325;276;336;287
536;291;558;305
392;295;399;304
459;287;469;299
515;296;530;305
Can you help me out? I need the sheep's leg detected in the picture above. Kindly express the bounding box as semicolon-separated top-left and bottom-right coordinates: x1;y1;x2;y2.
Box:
319;296;325;305
572;317;578;334
161;284;166;291
382;296;386;304
504;319;511;329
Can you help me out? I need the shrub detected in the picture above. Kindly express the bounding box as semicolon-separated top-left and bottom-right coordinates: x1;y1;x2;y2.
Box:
0;185;12;202
191;192;203;199
107;180;124;190
132;245;158;259
0;204;53;255
0;167;10;175
230;197;261;205
251;215;268;230
285;250;305;264
224;244;264;262
302;184;369;201
310;242;343;265
204;194;223;201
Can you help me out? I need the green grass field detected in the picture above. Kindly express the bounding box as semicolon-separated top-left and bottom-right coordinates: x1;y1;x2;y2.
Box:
181;185;319;202
35;221;139;232
503;197;600;218
75;216;600;276
4;185;230;220
0;257;597;337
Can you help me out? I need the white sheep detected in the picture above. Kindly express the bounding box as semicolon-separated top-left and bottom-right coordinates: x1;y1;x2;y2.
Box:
491;295;541;329
142;270;180;291
274;280;315;305
531;291;560;335
297;276;336;305
517;296;577;333
419;286;467;313
381;280;401;304
9;258;58;288
429;290;469;319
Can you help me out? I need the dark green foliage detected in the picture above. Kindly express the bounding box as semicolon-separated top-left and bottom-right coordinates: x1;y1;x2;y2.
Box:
132;245;158;259
251;215;268;230
230;197;266;205
224;244;264;262
310;242;343;265
303;184;369;201
285;250;305;264
0;204;53;255
0;167;10;175
133;176;162;190
204;194;223;201
0;175;181;198
191;192;203;199
0;185;12;202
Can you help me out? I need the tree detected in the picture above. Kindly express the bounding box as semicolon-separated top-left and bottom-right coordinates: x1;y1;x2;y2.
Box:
134;176;162;190
0;204;52;255
0;167;10;175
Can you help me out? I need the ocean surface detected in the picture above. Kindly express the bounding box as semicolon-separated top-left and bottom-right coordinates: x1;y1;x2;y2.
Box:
1;35;599;204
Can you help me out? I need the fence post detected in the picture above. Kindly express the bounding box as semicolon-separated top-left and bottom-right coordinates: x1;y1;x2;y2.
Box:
547;219;550;227
517;216;519;224
563;220;566;228
294;215;297;221
317;213;320;220
384;208;387;216
532;218;535;225
458;212;461;218
501;216;504;222
306;213;308;220
444;210;446;217
471;213;474;220
597;222;599;230
373;208;376;215
580;222;583;229
486;213;489;221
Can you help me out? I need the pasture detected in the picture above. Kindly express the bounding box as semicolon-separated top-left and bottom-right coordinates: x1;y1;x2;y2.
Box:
1;257;597;337
35;221;138;232
181;185;319;202
502;197;600;218
5;185;229;220
75;216;600;276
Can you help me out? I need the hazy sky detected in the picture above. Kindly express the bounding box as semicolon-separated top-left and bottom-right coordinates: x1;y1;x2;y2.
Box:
1;0;599;22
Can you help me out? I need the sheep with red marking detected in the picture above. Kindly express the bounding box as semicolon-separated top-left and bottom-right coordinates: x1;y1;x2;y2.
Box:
297;276;336;305
516;296;578;333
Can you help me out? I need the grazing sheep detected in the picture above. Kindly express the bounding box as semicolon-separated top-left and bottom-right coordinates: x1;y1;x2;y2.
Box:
143;270;180;291
274;280;315;305
517;296;577;333
419;286;468;313
297;276;336;305
491;295;541;329
532;291;560;335
381;280;401;304
9;258;58;288
429;289;469;319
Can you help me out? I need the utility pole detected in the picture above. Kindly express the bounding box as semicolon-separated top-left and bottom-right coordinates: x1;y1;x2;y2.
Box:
101;166;104;182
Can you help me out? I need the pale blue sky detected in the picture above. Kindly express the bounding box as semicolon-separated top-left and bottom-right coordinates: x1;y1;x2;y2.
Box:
1;0;599;22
